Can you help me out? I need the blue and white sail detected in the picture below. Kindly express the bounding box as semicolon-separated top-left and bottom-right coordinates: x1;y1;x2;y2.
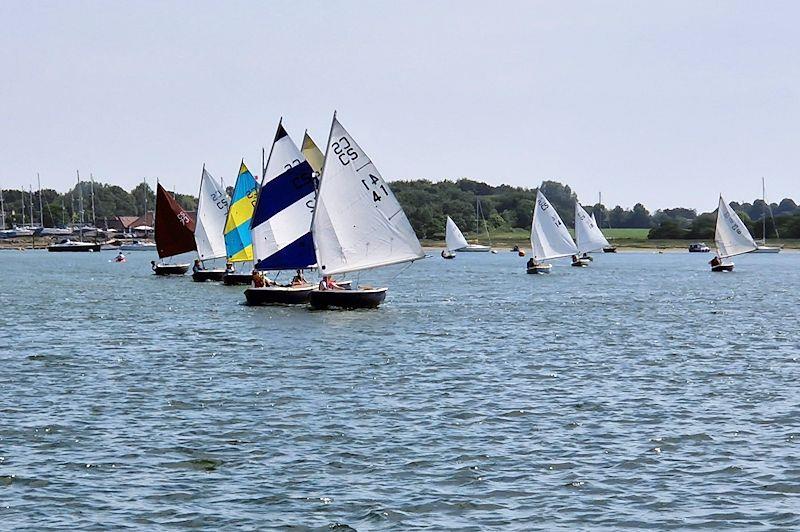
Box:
251;122;317;271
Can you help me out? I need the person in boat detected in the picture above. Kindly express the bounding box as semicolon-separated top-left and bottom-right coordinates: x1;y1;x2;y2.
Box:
571;254;579;263
192;259;204;273
225;260;235;274
527;257;536;269
252;269;266;288
150;260;157;271
290;270;306;286
709;256;722;267
581;252;590;260
318;275;344;291
115;251;126;262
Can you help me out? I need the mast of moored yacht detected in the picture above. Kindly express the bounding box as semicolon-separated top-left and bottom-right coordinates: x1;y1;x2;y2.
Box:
37;173;44;228
0;188;5;229
29;185;35;227
90;173;96;228
77;171;85;241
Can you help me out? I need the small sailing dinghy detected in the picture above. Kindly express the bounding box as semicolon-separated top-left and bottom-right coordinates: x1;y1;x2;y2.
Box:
245;121;318;305
222;161;259;285
710;196;757;272
442;216;468;258
527;191;578;274
192;166;230;282
574;202;611;266
153;183;196;275
308;114;425;309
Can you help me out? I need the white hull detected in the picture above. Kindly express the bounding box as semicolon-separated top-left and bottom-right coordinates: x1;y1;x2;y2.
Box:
754;245;781;254
457;244;491;252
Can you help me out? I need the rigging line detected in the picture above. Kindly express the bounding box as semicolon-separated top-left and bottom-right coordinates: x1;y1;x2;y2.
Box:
388;261;415;284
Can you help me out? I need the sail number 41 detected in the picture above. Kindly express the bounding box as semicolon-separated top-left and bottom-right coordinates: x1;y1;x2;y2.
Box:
361;174;387;202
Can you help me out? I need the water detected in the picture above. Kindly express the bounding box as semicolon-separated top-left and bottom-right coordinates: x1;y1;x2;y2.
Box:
1;249;798;530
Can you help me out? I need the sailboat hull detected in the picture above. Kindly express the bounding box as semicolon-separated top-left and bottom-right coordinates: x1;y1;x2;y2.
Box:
153;263;189;275
457;244;491;252
223;273;252;285
244;285;315;305
47;242;102;252
526;264;552;274
753;246;781;254
192;269;226;282
711;264;734;272
602;246;617;253
441;250;456;259
309;288;387;310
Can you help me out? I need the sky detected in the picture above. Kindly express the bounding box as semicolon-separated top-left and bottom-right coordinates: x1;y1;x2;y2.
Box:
1;0;798;211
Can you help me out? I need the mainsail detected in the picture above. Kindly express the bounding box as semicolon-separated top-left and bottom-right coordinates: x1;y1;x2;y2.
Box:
715;196;757;258
301;132;325;174
223;161;259;263
251;122;317;271
312;115;424;276
531;191;577;260
575;202;610;254
155;183;196;259
194;167;229;262
445;216;468;251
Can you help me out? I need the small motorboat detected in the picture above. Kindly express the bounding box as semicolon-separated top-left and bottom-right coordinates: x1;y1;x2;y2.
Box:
244;284;316;305
152;262;190;275
309;287;387;309
192;269;226;282
688;242;711;253
47;239;102;252
441;249;456;259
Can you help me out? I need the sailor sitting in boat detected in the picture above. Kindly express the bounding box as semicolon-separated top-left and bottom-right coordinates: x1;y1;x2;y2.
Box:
527;257;536;269
192;259;204;273
115;251;126;262
225;260;235;274
290;270;306;286
151;260;157;271
251;269;275;288
319;275;344;291
709;256;722;267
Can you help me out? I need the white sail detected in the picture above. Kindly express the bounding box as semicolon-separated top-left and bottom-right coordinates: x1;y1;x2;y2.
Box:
251;123;317;271
445;216;469;251
531;191;578;260
194;167;229;261
312;115;424;276
715;196;757;258
575;202;610;254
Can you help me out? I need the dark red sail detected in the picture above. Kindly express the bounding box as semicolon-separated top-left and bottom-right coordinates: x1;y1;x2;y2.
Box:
155;183;197;259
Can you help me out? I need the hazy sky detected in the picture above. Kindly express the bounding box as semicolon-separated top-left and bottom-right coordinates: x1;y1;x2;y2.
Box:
1;1;797;211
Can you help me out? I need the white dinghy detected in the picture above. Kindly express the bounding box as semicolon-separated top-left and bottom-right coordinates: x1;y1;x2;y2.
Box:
442;216;468;258
192;166;230;281
574;201;611;266
527;191;578;274
710;196;757;272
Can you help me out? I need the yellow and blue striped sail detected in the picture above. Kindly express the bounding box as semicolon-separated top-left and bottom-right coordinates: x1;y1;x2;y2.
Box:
224;161;259;262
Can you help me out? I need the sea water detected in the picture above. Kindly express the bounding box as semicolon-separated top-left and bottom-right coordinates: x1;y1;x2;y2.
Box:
0;249;798;530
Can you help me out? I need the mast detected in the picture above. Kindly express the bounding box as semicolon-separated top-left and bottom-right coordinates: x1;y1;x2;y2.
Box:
77;171;84;241
143;178;147;218
21;188;25;227
90;173;96;227
37;173;44;227
29;185;34;227
0;188;5;229
762;177;766;244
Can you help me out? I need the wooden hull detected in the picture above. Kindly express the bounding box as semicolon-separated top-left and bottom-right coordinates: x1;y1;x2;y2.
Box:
192;269;226;282
526;264;552;274
711;264;734;272
309;288;387;310
244;285;314;305
153;263;189;275
223;273;252;285
47;243;102;252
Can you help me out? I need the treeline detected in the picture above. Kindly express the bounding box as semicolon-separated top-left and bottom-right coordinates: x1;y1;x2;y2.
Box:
0;182;197;227
3;178;800;239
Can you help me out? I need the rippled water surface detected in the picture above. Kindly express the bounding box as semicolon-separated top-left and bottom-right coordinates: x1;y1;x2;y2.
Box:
1;249;799;530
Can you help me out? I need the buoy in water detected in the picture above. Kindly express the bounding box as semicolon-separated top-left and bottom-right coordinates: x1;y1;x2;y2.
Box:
518;250;526;257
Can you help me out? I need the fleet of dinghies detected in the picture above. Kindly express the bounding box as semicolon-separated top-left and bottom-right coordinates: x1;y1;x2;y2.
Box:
149;113;771;309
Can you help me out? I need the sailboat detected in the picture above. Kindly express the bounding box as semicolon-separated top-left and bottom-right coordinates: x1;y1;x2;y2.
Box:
192;166;230;281
222;161;259;285
442;216;468;258
527;191;578;274
153;183;196;274
754;178;782;253
308;113;425;309
48;171;102;251
574;201;611;266
245;121;318;305
709;196;757;272
458;198;492;252
301;131;325;175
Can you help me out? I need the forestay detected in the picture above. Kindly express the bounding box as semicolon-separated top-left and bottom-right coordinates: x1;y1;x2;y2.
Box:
251;123;317;271
575;202;610;254
531;191;578;260
445;216;468;251
301;132;325;174
312;115;424;276
715;196;757;258
194;167;229;261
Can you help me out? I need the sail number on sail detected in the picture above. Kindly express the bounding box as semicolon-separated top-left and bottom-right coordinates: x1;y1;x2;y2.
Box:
362;174;388;203
332;136;358;165
538;196;564;228
722;208;743;235
211;190;229;211
177;211;192;226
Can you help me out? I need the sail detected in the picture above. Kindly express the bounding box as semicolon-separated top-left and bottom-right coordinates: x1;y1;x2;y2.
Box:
445;216;468;251
301;132;325;174
715;196;757;258
312;115;424;276
223;161;259;263
530;191;577;260
251;123;316;271
194;167;229;261
575;202;610;254
155;183;196;259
